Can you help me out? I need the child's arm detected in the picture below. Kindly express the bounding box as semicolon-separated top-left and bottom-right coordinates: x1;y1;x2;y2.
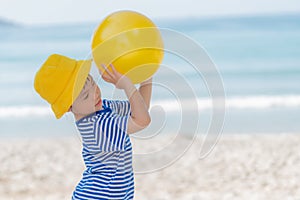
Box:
100;64;151;134
138;78;152;110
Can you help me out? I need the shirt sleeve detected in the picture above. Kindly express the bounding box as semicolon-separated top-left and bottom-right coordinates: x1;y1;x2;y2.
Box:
102;99;131;116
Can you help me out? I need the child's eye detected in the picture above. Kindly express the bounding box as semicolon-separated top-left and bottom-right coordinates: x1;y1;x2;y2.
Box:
84;94;89;100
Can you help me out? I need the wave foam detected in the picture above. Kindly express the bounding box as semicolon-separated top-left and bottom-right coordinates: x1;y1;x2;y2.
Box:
1;95;300;118
153;95;300;112
0;106;52;118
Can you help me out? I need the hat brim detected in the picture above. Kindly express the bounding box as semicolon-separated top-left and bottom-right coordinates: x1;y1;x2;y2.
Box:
51;59;92;119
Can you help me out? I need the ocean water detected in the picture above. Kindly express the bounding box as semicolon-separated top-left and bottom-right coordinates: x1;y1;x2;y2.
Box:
0;14;300;137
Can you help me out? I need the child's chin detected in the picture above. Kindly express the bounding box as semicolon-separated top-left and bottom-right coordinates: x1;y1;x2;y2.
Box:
95;104;102;111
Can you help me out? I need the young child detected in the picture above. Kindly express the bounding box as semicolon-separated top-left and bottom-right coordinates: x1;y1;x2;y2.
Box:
34;54;152;199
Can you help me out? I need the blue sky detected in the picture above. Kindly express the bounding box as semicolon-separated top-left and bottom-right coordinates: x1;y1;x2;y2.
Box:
1;0;300;25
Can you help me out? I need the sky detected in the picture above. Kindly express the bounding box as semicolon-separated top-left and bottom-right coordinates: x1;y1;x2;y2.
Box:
0;0;300;25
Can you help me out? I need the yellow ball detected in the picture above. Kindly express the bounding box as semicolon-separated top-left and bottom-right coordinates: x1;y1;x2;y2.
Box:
91;10;164;84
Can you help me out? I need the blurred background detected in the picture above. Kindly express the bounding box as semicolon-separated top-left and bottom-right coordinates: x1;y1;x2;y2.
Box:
0;0;300;138
1;1;300;199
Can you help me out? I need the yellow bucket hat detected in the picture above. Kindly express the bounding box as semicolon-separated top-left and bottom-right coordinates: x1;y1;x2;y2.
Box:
34;54;92;119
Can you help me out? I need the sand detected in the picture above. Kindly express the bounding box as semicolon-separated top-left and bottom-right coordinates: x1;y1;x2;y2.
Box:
0;134;300;200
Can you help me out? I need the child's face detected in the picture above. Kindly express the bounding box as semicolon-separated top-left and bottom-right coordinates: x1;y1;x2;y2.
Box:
71;74;102;117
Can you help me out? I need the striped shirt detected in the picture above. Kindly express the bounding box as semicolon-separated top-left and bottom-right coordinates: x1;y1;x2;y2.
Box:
72;99;134;200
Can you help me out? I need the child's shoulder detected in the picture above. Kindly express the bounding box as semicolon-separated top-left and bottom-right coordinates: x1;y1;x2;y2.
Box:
76;105;112;126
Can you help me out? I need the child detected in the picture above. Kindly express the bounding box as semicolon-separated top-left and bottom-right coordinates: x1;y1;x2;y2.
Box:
34;54;152;199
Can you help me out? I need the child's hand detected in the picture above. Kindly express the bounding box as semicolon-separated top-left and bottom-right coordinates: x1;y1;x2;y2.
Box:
99;64;133;90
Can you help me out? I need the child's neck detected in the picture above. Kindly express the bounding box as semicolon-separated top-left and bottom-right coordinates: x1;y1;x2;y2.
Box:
74;108;104;121
74;113;85;121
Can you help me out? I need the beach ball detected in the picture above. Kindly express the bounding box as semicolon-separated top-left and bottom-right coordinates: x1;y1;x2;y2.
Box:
91;10;164;84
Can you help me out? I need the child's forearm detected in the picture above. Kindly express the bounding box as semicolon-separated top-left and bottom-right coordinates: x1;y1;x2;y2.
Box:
123;83;151;126
139;78;152;110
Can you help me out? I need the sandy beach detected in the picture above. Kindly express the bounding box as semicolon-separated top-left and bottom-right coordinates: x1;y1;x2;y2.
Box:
1;133;300;200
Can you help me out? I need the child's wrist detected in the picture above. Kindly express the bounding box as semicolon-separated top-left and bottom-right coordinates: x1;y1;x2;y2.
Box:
124;84;137;98
140;77;152;87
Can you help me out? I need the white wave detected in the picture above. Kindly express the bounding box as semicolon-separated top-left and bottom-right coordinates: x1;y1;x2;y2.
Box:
0;106;52;118
1;95;300;118
225;95;300;109
152;95;300;112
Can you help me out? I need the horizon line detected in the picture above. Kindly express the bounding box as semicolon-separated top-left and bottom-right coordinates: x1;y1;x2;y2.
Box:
1;11;299;27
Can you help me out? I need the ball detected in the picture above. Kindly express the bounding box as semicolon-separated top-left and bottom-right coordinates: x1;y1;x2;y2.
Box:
91;10;164;84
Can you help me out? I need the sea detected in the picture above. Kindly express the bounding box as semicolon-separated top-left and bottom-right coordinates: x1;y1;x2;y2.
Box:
0;14;299;138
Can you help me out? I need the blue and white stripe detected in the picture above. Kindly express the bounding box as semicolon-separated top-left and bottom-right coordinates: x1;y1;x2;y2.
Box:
72;99;134;200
